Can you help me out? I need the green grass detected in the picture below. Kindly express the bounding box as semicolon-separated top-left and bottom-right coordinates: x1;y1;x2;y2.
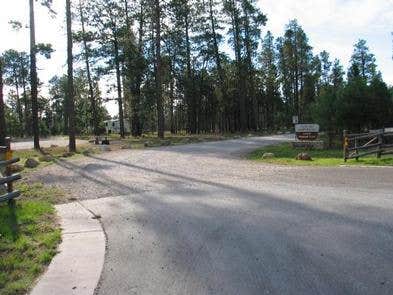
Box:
0;178;66;295
16;182;67;204
0;200;61;295
248;143;393;167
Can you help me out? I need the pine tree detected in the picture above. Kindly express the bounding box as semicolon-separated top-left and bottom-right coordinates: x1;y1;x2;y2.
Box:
330;58;344;90
260;31;281;130
223;0;247;132
124;0;146;137
29;0;40;149
66;0;76;152
320;50;332;86
77;0;99;136
277;20;313;123
2;50;25;137
88;0;126;138
348;39;377;83
240;0;266;130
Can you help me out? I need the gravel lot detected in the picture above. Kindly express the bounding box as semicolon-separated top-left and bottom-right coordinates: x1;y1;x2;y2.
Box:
11;137;88;150
30;135;393;295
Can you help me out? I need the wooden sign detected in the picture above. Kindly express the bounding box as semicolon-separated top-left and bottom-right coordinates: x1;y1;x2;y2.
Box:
384;127;393;133
295;124;320;141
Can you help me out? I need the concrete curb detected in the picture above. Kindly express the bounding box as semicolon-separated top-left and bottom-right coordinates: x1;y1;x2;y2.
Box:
30;202;105;295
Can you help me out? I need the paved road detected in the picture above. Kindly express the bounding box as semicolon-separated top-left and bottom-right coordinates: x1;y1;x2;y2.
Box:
30;135;393;295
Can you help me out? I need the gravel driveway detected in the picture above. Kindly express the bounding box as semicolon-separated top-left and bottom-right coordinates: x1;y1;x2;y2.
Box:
11;137;88;150
30;135;393;295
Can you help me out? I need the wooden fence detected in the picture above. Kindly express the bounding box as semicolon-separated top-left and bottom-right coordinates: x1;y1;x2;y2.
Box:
343;129;393;162
0;138;21;205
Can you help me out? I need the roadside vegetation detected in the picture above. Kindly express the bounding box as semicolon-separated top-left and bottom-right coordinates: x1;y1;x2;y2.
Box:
11;144;100;173
248;143;393;167
0;182;64;295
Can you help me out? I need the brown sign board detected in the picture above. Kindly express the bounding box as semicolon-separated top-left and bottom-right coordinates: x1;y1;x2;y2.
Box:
296;132;319;140
295;124;320;141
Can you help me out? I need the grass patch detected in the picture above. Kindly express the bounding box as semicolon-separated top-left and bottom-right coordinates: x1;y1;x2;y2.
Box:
0;177;66;294
0;200;61;295
248;143;393;167
16;182;67;204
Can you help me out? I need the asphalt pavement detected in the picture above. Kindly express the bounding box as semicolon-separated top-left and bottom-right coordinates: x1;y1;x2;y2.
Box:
30;135;393;295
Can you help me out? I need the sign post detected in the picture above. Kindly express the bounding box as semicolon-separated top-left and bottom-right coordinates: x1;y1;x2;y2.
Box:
292;116;299;125
293;124;323;149
295;124;320;141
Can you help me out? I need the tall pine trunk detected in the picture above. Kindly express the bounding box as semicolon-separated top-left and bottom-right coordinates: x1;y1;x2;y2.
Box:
169;77;175;134
79;0;99;136
209;0;229;132
185;10;196;134
229;0;247;132
21;78;29;135
130;2;144;137
243;8;258;131
20;58;30;136
29;0;40;149
113;37;125;138
13;71;24;137
155;0;164;139
66;0;76;152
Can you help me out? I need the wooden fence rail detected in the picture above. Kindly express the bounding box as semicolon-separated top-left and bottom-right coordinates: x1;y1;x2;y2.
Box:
0;139;21;205
343;129;393;162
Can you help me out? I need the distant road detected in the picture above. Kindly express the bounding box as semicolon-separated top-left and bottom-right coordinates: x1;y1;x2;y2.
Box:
11;137;88;150
30;135;393;295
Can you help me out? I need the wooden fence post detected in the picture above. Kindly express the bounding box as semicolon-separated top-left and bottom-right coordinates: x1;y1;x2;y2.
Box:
343;130;348;162
0;138;14;205
377;132;383;158
4;138;15;206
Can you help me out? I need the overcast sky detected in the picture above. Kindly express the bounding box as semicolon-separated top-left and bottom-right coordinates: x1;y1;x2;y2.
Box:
1;0;393;116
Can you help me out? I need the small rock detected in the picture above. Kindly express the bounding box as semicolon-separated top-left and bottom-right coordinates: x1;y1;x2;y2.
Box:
101;138;110;145
25;158;39;168
50;144;59;148
262;152;275;159
82;150;91;156
62;152;74;158
144;141;152;147
9;163;24;173
296;152;312;161
121;144;132;150
83;148;96;156
161;140;171;146
39;155;53;162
